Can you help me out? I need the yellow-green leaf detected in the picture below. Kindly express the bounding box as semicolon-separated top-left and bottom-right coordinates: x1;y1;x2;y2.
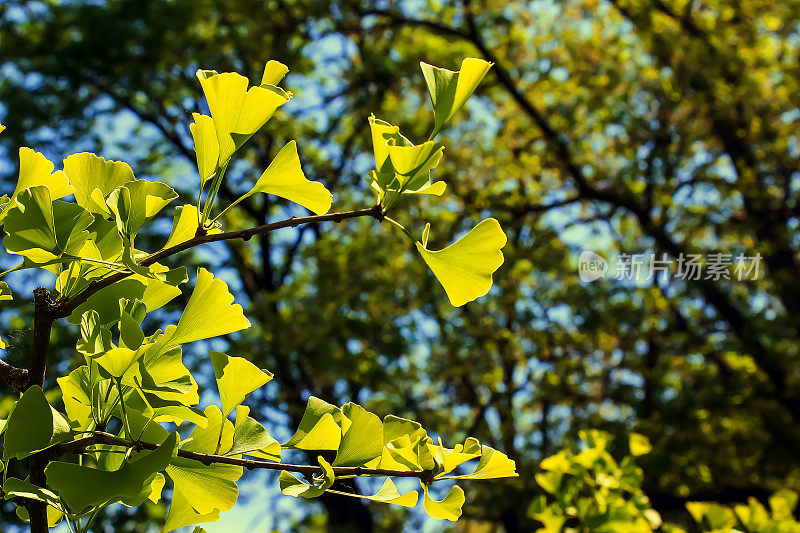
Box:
421;58;493;137
422;484;465;521
164;458;243;532
226;141;332;215
189;113;220;187
210;351;273;416
328;478;419;508
63;152;134;216
164;268;251;347
0;148;74;222
416;218;507;306
283;396;345;450
439;444;518;480
629;433;652;457
3;185;94;265
3;386;71;460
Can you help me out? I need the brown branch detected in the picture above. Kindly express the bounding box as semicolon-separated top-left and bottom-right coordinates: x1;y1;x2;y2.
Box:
53;204;385;319
0;358;28;391
50;432;435;483
27;287;55;533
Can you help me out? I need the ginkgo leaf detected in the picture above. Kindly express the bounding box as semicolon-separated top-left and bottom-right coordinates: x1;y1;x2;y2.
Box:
163;204;217;249
367;115;444;194
63;152;135;216
58;365;112;431
225;141;332;215
3;185;94;264
438;444;518;480
327;478;419;508
386;140;444;190
105;179;178;242
190;113;220;188
279;456;335;498
126;340;199;406
0;148;74;222
422;484;465;521
181;405;234;455
403;181;447;196
416;218;507;307
164;458;243;532
92;346;146;380
196;66;291;164
210;351;273;416
333;403;383;467
421;58;493;137
3;386;71;460
283;396;345;450
379;416;433;471
429;437;482;478
227;406;280;460
368;115;405;181
261;60;289;85
164;268;251;347
46;432;178;512
2;477;64;512
124;340;200;412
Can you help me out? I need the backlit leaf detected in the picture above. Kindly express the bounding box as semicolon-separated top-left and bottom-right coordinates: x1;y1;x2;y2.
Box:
0;148;74;222
420;58;493;137
416;218;507;307
210;351;273;416
422;484;465;521
3;185;94;265
225;141;332;215
45;432;178;512
3;386;71;460
63;152;135;216
164;268;250;347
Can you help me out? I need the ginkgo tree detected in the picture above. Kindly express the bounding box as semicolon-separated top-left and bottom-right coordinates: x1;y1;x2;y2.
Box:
0;58;516;532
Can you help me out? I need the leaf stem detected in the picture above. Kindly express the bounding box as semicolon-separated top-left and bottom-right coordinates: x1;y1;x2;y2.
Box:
384;216;419;245
50;432;436;481
53;205;385;319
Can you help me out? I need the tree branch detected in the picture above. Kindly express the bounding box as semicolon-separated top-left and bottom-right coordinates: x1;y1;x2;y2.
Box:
0;358;28;391
53;204;385;319
49;432;436;483
27;287;55;533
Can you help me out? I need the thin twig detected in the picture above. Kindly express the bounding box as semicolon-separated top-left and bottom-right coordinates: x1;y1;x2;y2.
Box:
50;432;434;482
53;205;385;319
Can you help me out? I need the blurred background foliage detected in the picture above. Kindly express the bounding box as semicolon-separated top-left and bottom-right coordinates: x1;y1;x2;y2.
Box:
2;0;800;531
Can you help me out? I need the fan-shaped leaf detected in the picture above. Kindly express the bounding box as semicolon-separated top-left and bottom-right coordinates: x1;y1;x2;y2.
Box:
422;484;465;521
3;186;94;264
328;478;419;508
283;396;345;450
210;351;272;416
63;152;135;215
0;148;74;222
164;458;243;532
45;432;178;512
3;386;71;460
416;218;507;307
421;58;493;137
226;141;332;215
227;406;280;460
164;268;250;347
